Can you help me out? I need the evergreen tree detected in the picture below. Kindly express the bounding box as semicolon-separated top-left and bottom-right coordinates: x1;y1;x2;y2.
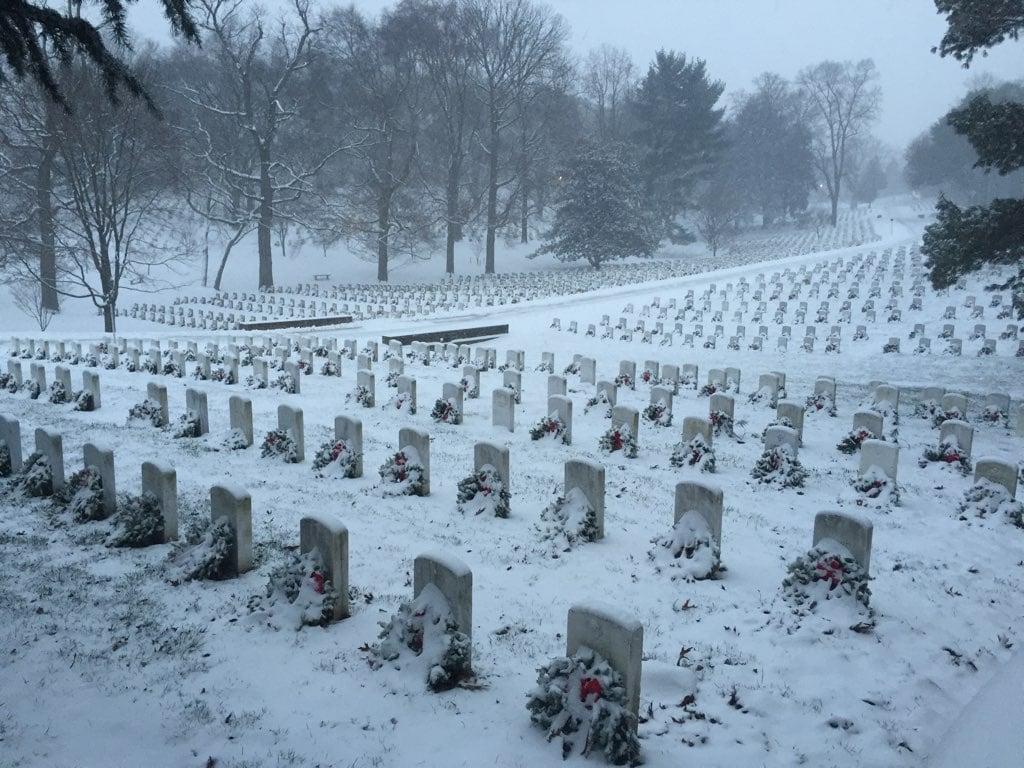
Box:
630;50;725;243
922;1;1024;317
533;142;656;269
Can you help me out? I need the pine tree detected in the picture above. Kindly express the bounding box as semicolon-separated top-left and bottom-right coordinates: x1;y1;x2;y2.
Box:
922;1;1024;317
534;142;656;269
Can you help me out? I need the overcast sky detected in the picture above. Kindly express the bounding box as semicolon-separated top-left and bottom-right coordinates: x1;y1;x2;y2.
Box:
129;0;1022;152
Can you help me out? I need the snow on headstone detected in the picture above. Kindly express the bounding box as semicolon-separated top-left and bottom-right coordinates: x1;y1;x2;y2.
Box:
492;388;515;433
300;514;350;620
334;416;364;477
764;425;799;456
442;382;464;420
973;458;1018;498
414;551;473;645
142;460;177;542
548;395;573;445
815;377;836;401
83;442;116;518
776;401;805;444
399;427;430;496
30;362;46;391
611;405;640;447
681;416;713;447
940;392;968;418
708;392;735;421
565;459;605;540
579;356;597;385
0;414;24;474
210;484;253;575
859;439;899;482
939;420;974;457
813;511;873;575
566;602;643;723
34;427;64;494
397;375;417;413
852;410;883;437
54;365;72;398
82;370;101;409
725;367;741;393
356;369;376;407
147;382;169;427
278;404;305;463
596;380;618;407
185;388;210;436
228;395;254;447
547;375;566;398
675;480;724;547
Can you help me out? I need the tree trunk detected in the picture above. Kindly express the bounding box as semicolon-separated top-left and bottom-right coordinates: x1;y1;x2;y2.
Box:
829;193;839;227
377;193;390;283
445;161;460;275
37;140;59;312
485;119;499;274
258;147;274;289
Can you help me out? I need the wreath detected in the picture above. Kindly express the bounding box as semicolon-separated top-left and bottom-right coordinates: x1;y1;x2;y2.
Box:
261;428;300;463
456;464;511;518
530;414;567;443
598;423;638;458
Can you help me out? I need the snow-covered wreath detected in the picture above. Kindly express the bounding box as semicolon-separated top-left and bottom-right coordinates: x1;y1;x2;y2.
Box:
669;435;715;473
751;444;807;488
530;414;568;443
782;545;871;612
642;399;672;427
430;397;461;425
261;428;300;463
312;439;359;478
378;448;425;496
456;464;511;518
599;423;638;458
648;510;720;581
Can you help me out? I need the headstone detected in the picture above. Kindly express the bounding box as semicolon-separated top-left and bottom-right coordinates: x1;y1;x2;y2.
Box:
284;361;301;394
492;388;515;432
34;427;64;494
708;392;735;420
0;414;24;473
724;367;741;393
397;375;417;413
414;551;473;644
596;380;618;406
474;441;510;492
356;369;375;407
462;365;479;397
707;368;725;388
579;357;596;385
548;395;573;445
764;425;799;455
974;457;1018;498
940;392;968;418
502;370;521;401
357;353;371;371
661;364;680;393
675;480;724;548
859;439;899;481
611;405;640;447
30;362;46;392
681;363;698;389
82;370;101;409
227;395;253;447
814;377;836;401
506;349;525;371
939;420;974;456
54;365;72;398
643;360;660;380
681;416;713;447
388;357;405;377
334;416;364;477
983;392;1011;414
776;401;805;444
185;388;210;436
873;384;900;412
547;375;566;398
757;373;780;404
650;385;673;414
7;360;22;387
343;339;357;360
565;459;605;540
210;484;253;575
278;404;305;462
300;514;350;620
813;512;873;575
83;442;116;518
142;460;177;542
399;427;430;496
442;382;464;420
921;386;946;404
852;409;884;437
566;603;643;723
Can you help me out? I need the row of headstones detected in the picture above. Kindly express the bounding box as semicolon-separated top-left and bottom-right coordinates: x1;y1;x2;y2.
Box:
3;360;101;408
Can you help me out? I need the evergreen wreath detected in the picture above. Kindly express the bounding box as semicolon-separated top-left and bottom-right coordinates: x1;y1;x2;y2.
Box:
460;377;479;399
563;361;581;376
931;409;961;428
851;467;900;506
526;646;641;766
669;435;716;473
247;550;337;629
648;510;720;581
836;428;876;454
919;440;973;475
385;391;416;414
320;359;339;376
747;385;777;407
261;428;300;463
613;373;635;390
378;449;425;496
761;416;796;441
48;380;69;404
384;370;401;388
913;399;940;419
979;405;1007;427
312;439;359;478
751;445;807;488
271;373;297;393
708;410;735;437
0;441;11;477
73;390;94;412
530;414;568;443
190;364;206;380
642;399;672;427
26;380;41;399
369;584;472;692
128;398;165;428
456;464;511;518
536;487;599;554
598;423;638;458
583;390;612;416
108;492;164;548
140;357;159;374
244;374;268;390
871;400;899;425
168;517;235;582
18;452;52;497
349;384;373;408
0;372;16;393
782;546;871;610
430;397;462;425
63;466;106;522
173;411;203;439
805;392;837;417
697;382;719;397
506;382;521;404
882;340;899;353
959;479;1024;524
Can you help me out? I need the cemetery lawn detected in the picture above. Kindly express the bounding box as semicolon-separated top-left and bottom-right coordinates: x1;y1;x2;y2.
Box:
1;198;1023;767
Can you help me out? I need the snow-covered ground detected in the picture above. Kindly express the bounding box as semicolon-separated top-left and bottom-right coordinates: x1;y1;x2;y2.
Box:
1;198;1022;768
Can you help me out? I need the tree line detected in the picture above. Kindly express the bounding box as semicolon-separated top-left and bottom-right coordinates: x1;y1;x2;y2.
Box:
1;0;886;330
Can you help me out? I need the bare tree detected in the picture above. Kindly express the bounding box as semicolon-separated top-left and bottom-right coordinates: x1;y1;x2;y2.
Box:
798;59;881;226
10;277;55;330
461;0;568;273
582;44;635;142
177;0;326;289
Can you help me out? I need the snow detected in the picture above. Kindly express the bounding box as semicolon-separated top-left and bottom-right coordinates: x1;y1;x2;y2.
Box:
1;198;1023;767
